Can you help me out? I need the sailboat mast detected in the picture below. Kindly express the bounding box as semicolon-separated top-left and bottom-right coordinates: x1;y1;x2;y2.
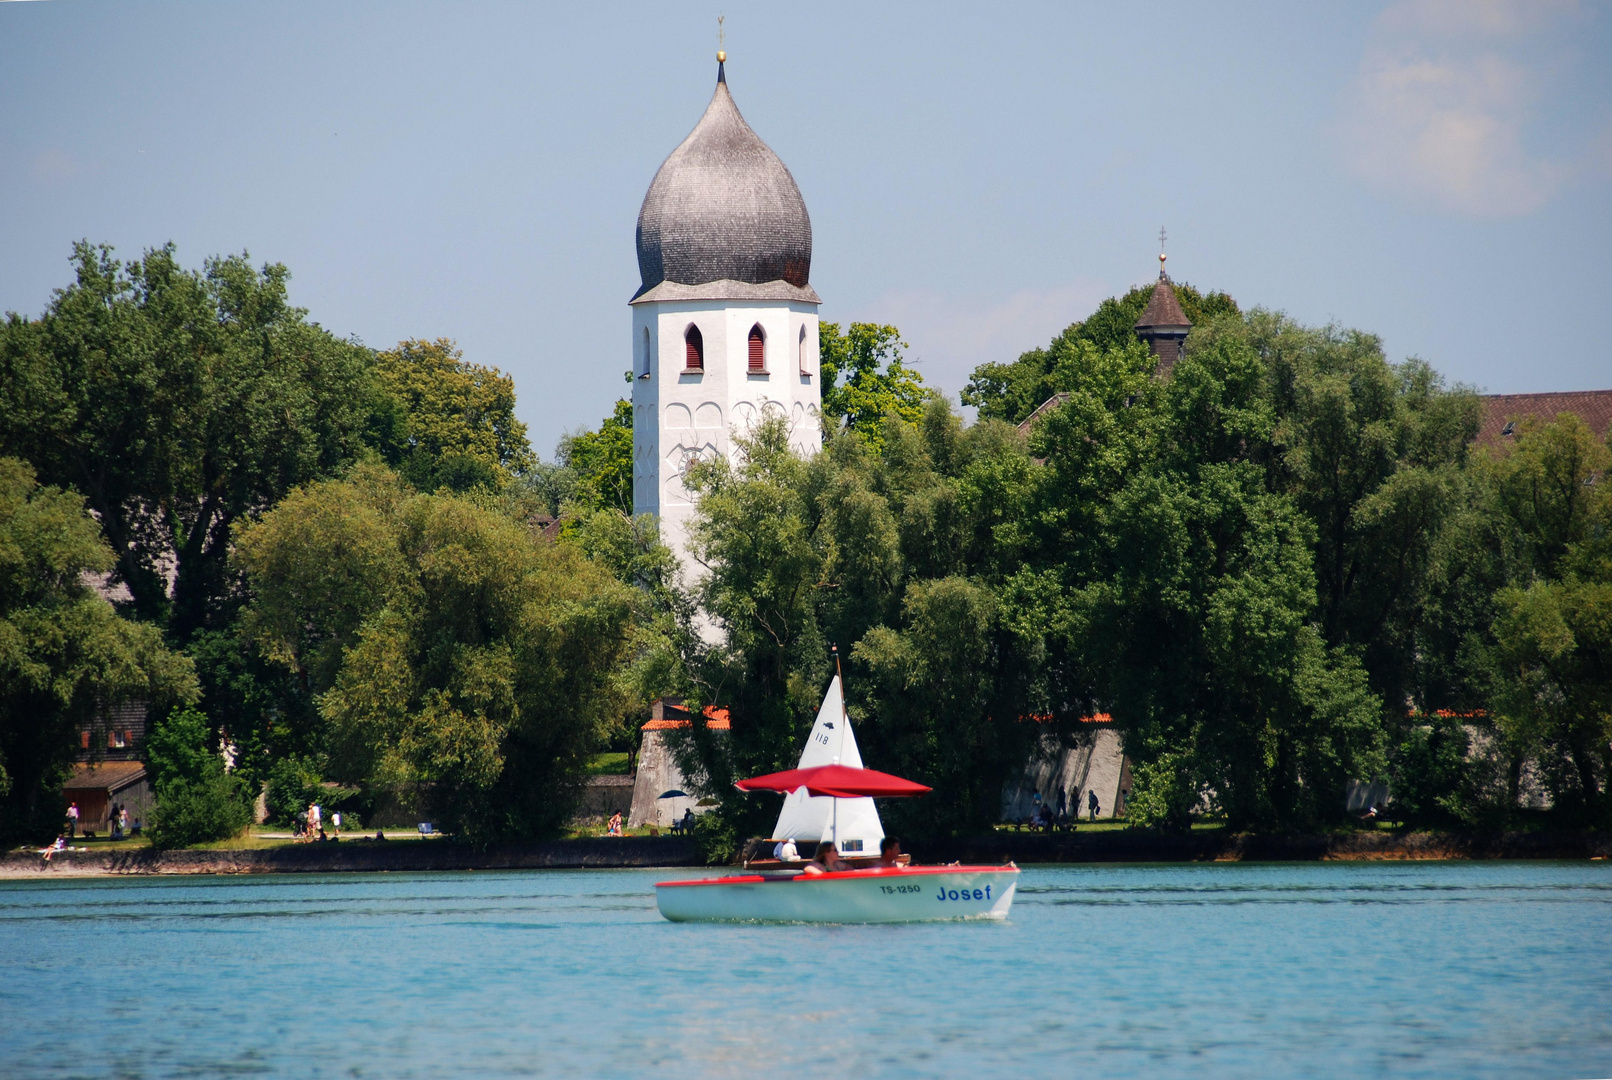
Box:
832;646;844;850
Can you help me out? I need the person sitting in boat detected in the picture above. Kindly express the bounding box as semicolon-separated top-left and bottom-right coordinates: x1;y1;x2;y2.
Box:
773;836;800;862
803;841;848;874
878;837;903;867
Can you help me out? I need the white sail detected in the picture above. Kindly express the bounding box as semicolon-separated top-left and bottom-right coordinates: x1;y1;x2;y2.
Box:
769;676;885;854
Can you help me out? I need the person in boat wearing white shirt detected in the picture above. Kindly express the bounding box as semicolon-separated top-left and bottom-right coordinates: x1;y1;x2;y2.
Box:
773;837;799;862
803;842;848;874
878;837;903;867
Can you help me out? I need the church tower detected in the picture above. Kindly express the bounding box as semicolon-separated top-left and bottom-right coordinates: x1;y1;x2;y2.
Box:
1133;251;1192;377
630;55;822;563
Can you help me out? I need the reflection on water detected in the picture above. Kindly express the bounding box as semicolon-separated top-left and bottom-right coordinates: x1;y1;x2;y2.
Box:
1;862;1608;1078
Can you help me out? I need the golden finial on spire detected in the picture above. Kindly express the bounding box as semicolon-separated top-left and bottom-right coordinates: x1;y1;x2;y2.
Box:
1158;226;1168;278
717;15;726;63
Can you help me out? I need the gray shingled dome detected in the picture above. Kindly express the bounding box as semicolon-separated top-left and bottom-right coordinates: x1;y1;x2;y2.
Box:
635;63;812;300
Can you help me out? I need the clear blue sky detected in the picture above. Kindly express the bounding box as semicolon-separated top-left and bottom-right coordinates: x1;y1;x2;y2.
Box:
3;1;1609;454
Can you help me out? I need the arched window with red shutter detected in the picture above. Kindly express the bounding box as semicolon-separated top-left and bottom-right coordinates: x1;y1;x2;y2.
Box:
684;324;703;371
748;324;766;373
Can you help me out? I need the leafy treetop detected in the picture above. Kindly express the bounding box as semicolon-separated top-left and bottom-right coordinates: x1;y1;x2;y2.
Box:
819;323;929;448
963;281;1239;425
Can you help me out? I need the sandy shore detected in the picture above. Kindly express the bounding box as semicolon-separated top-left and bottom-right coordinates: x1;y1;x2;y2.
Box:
0;836;701;878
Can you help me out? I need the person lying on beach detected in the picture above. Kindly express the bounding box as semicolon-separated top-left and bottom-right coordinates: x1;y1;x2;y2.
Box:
802;842;848;874
878;837;903;867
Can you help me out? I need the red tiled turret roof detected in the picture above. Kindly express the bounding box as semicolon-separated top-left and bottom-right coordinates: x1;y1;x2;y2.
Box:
1134;275;1191;330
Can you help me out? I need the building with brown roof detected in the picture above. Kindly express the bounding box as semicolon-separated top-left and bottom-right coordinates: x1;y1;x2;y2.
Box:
62;760;152;834
1475;390;1612;448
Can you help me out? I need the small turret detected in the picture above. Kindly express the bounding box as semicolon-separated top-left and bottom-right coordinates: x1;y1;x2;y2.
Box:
1134;250;1192;376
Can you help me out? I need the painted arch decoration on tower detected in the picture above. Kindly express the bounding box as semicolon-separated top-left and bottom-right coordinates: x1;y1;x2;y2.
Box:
630;55;825;564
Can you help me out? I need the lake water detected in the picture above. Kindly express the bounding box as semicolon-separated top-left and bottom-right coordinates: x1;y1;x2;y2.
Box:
1;862;1608;1078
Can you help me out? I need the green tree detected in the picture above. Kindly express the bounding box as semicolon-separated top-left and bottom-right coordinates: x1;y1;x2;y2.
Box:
962;281;1239;424
145;705;252;848
671;404;1046;843
818;323;929;447
372;339;536;493
1231;314;1482;716
238;466;639;841
675;417;828;848
1485;414;1612;820
0;458;196;842
1020;329;1387;830
557;400;634;516
0;243;381;638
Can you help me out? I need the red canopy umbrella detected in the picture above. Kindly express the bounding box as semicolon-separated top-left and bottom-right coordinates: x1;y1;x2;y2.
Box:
735;763;932;799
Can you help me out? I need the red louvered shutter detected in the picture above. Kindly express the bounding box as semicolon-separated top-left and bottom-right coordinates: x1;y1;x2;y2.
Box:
685;326;703;371
748;325;765;372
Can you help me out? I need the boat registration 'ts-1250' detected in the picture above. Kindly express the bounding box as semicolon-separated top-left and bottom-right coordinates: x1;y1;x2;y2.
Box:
655;864;1019;923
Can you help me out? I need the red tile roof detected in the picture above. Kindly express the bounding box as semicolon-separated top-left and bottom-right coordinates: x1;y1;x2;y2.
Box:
643;704;731;731
1477;391;1612;448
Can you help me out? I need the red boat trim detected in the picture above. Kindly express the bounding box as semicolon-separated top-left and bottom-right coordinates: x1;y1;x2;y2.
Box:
656;865;1018;888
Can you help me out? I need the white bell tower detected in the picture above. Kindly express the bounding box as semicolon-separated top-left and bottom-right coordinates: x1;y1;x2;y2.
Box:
630;56;823;564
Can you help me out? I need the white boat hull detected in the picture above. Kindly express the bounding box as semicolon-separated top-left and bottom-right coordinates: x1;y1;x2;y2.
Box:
656;865;1019;924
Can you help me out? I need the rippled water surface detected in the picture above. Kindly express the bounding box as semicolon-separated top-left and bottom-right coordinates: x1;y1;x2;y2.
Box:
2;862;1609;1078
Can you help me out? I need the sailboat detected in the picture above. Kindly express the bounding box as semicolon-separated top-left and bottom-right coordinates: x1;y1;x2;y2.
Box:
767;672;884;858
654;663;1019;924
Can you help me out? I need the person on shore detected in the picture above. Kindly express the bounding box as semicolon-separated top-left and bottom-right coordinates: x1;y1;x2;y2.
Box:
803;842;848;875
878;837;903;867
308;802;322;841
118;807;129;837
332;811;342;836
66;802;79;838
607;811;623;836
773;836;799;862
110;804;124;840
1088;789;1100;821
375;830;387;841
680;809;695;835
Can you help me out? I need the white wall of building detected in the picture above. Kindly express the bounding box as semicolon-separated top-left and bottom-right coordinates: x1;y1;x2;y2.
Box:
631;297;822;564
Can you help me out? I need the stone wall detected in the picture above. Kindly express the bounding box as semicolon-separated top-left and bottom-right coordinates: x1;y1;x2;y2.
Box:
574;775;634;824
629;729;715;829
1002;728;1131;822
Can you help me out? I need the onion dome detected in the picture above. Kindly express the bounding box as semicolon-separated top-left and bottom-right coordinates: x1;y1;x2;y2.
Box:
633;60;818;304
